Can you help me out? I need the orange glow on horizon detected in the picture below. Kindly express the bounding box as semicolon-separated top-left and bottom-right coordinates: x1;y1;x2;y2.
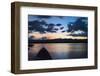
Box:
29;32;87;39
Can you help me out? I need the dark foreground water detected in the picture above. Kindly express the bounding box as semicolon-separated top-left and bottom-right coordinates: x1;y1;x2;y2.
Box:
28;43;88;60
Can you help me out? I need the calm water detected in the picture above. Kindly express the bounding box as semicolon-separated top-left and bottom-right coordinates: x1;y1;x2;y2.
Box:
28;43;88;60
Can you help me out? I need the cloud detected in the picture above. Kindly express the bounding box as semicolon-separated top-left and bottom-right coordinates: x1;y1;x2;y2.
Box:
28;20;47;33
70;30;87;36
28;17;88;38
56;24;62;26
29;20;58;33
67;17;88;34
36;15;51;19
61;30;66;32
36;15;64;19
53;28;58;31
29;19;68;33
46;23;55;32
60;27;64;30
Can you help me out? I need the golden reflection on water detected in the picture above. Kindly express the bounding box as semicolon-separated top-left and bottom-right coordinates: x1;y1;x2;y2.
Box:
29;43;42;54
29;43;87;59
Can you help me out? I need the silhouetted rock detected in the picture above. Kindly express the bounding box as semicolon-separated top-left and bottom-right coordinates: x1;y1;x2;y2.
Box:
35;47;52;60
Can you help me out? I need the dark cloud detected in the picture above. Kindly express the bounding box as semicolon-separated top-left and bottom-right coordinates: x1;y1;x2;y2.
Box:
40;20;47;25
62;31;66;32
28;20;47;33
56;24;62;26
29;20;57;33
57;16;64;19
67;17;88;33
60;27;64;30
46;23;55;32
36;15;64;19
28;15;67;33
54;28;58;31
36;15;51;19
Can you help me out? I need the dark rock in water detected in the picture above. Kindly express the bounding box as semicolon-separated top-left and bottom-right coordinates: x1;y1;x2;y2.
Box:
35;47;52;60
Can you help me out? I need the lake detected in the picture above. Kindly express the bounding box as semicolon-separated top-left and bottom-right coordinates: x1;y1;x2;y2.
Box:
28;43;88;60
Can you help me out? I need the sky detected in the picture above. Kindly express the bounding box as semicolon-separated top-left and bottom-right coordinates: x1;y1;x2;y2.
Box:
28;15;78;25
28;15;88;40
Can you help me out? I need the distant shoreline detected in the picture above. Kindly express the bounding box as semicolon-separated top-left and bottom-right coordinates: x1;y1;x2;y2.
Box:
29;39;87;43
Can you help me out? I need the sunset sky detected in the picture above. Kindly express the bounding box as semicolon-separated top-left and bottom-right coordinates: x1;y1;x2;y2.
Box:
28;15;88;40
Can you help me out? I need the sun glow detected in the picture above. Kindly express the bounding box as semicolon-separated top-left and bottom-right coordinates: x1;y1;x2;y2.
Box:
29;32;87;40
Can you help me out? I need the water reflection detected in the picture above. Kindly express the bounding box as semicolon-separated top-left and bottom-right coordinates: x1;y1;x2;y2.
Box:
28;43;88;60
